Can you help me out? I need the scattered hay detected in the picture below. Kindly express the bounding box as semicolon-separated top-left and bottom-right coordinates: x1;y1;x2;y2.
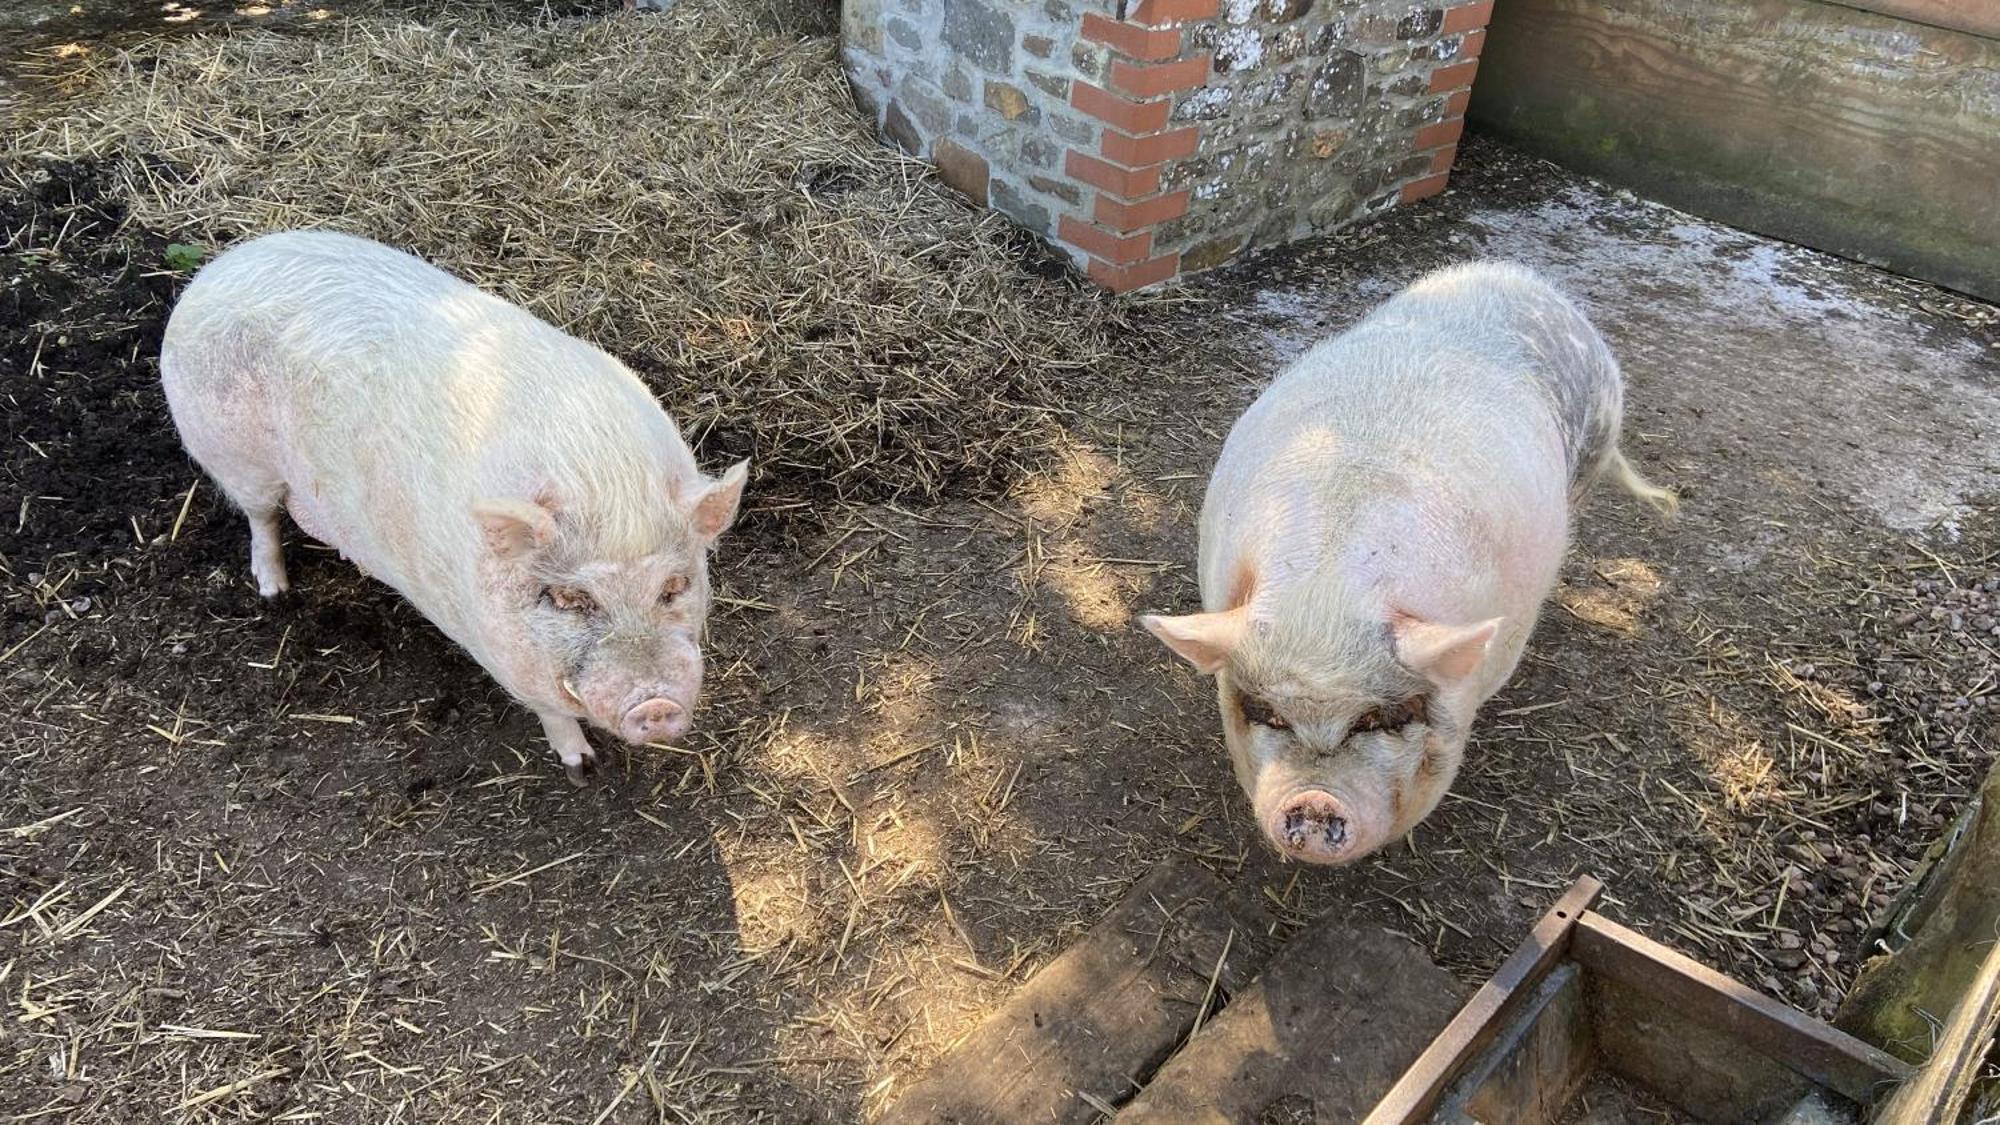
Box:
10;0;1131;511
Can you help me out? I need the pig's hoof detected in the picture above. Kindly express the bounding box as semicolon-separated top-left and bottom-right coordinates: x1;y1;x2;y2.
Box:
254;564;290;600
564;749;599;787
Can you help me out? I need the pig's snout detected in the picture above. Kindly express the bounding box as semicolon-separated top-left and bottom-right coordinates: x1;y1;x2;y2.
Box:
620;697;689;746
1271;790;1352;864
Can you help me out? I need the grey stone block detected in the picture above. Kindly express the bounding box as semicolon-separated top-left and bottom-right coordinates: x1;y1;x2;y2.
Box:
887;17;925;50
1396;8;1443;39
1306;50;1365;118
990;178;1053;234
942;0;1016;73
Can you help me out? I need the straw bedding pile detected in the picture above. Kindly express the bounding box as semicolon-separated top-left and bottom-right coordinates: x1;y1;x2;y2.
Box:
11;0;1129;509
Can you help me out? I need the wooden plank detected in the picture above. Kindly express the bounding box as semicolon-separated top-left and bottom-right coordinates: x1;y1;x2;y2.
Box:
1472;0;2000;302
1821;0;2000;40
1359;875;1603;1125
1440;962;1595;1125
1871;933;2000;1124
1114;919;1463;1123
1589;968;1822;1122
1841;762;2000;1064
876;858;1276;1125
1570;912;1910;1108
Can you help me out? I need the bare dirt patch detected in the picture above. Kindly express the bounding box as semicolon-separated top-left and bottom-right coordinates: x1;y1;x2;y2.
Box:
2;9;1997;1123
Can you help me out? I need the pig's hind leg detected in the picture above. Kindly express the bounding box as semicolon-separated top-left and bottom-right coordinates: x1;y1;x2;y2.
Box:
244;507;291;597
184;418;292;597
161;350;293;597
538;711;600;787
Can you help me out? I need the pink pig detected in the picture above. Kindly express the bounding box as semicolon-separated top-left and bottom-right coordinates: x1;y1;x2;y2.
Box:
161;230;747;784
1140;262;1675;864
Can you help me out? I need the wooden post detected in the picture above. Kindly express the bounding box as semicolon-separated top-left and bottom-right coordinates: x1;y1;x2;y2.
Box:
1870;936;2000;1125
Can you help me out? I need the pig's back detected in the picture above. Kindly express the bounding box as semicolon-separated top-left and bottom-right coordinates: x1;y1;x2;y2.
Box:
1353;261;1622;485
164;231;691;599
1200;263;1616;613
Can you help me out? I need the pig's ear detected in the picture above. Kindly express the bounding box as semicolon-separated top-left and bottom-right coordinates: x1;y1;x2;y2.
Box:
1392;615;1501;684
472;497;557;559
1138;607;1249;675
682;459;749;542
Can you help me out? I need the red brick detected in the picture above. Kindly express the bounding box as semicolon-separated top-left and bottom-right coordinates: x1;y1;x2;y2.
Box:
1459;28;1487;59
1129;0;1220;27
1109;54;1213;98
1441;0;1494;33
1070;81;1173;134
1401;172;1451;204
1100;125;1200;166
1412;117;1464;151
1066;150;1165;198
1426;144;1458;174
1059;215;1155;265
1429;59;1480;92
1094;189;1191;232
1079;12;1183;61
1444;88;1473;116
1089;252;1182;292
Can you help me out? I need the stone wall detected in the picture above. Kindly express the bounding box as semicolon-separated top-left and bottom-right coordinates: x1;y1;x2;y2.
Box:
842;0;1493;291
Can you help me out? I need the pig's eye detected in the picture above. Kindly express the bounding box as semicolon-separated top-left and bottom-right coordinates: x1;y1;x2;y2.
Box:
543;586;597;614
1351;695;1427;734
659;575;690;605
1237;692;1291;731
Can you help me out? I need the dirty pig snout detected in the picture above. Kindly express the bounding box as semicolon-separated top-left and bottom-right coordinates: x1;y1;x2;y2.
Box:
570;638;703;746
1260;788;1386;865
620;696;689;745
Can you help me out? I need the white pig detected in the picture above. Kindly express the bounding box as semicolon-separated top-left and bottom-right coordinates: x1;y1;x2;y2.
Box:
1139;261;1675;864
160;230;748;784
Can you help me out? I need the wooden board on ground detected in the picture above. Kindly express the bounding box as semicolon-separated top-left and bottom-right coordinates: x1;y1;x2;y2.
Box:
1116;915;1466;1123
876;858;1276;1125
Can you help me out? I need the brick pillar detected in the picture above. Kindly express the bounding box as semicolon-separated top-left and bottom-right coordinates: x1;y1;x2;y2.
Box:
1058;4;1215;292
1402;0;1490;204
842;0;1500;296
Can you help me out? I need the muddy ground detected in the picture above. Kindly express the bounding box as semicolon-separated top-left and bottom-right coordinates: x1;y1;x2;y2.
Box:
3;8;1999;1124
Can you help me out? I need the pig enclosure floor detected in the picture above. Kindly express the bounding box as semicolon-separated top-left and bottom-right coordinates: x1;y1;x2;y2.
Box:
5;55;1999;1125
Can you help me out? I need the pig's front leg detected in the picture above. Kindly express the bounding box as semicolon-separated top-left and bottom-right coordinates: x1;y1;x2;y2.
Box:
537;711;599;786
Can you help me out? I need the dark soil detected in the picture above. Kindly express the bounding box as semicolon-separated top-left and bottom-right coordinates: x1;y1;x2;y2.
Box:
2;27;1996;1125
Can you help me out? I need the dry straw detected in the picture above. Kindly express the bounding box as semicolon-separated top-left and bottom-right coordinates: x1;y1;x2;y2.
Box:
12;0;1133;510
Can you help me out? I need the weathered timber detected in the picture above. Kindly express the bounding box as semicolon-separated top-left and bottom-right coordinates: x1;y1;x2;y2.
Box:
1841;763;2000;1066
1823;0;2000;38
1361;876;1604;1125
1430;962;1595;1125
1589;965;1824;1122
1115;918;1463;1123
1869;929;2000;1124
1472;0;2000;301
1571;913;1910;1110
876;858;1276;1125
